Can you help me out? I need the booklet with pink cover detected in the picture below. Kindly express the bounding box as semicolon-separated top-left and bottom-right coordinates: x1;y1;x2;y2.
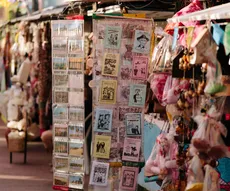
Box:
120;166;139;190
122;138;141;162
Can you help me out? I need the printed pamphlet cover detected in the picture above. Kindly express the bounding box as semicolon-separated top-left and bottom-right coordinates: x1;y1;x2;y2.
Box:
122;137;141;162
102;53;120;77
104;25;122;49
68;124;84;139
132;56;148;80
129;84;147;107
93;135;111;159
132;30;151;54
54;124;68;137
54;138;68;155
120;166;139;190
94;108;113;133
99;80;117;105
89;161;109;186
125;113;142;136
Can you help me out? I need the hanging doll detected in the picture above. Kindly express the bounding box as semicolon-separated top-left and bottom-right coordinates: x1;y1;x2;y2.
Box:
145;133;178;188
190;105;228;158
162;76;190;106
203;164;220;191
185;155;204;191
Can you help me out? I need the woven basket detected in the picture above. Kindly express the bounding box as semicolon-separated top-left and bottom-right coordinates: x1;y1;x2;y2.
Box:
8;137;25;152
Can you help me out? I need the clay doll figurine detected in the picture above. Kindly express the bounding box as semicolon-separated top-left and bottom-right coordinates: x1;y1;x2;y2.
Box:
145;134;178;186
185;155;204;191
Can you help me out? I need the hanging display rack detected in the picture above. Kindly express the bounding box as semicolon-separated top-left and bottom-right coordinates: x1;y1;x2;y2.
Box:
94;13;153;20
167;2;230;23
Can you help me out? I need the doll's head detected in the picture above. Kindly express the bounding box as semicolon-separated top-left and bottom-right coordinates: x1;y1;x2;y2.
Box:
157;134;170;157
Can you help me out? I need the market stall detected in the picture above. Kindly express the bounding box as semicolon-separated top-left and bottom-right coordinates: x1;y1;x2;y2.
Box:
1;0;230;191
85;1;230;191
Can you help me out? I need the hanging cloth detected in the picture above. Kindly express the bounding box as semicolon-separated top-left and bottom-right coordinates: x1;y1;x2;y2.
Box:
224;23;230;55
212;23;224;46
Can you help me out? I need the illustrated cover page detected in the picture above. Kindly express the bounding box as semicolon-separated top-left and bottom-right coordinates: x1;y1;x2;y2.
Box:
99;80;117;105
132;56;148;80
120;166;139;190
94;108;113;133
93;135;111;159
104;25;122;49
89;161;109;186
122;137;141;162
125;113;142;136
102;53;120;77
129;84;147;107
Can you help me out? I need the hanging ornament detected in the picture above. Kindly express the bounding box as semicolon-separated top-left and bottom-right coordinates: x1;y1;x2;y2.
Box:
179;48;192;71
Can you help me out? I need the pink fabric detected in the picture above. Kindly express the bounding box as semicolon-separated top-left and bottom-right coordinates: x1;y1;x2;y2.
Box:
165;0;204;48
165;0;203;35
163;77;190;105
173;0;203;26
150;74;169;105
145;134;178;180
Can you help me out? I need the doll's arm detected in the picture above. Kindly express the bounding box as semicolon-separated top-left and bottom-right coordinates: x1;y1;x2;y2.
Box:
150;166;161;174
165;160;177;169
145;155;161;175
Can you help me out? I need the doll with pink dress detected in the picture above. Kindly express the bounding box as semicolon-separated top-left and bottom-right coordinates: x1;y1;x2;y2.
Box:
145;133;178;188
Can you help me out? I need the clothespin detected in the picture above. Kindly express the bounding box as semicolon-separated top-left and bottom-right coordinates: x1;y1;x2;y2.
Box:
206;20;212;31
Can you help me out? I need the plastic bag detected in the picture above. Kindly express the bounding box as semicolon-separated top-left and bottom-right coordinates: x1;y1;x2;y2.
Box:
194;29;225;95
208;119;227;147
203;165;220;191
192;115;210;152
192;108;228;154
185;155;204;191
204;65;226;95
152;35;173;73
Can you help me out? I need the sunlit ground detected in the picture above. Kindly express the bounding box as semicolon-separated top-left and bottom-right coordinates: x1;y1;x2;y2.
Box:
0;123;53;191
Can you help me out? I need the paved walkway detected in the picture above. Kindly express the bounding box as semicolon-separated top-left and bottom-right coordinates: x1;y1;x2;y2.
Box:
0;120;53;191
